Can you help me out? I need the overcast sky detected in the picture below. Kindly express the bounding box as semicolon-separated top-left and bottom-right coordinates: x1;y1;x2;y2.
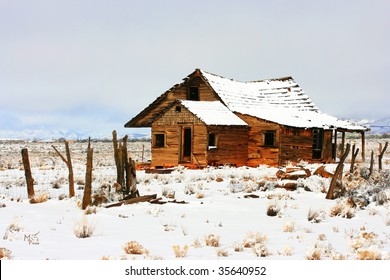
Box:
1;0;389;138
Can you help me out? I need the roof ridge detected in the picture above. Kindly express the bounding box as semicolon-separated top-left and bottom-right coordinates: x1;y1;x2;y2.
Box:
200;69;294;84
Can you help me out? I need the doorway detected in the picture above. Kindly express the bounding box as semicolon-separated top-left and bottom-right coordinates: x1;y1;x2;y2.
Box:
181;127;192;162
312;128;324;159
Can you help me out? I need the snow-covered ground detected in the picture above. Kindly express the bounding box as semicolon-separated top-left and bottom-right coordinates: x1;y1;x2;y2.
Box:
0;139;389;260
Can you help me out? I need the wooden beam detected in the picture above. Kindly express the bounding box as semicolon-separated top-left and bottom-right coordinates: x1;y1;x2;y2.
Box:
341;131;345;155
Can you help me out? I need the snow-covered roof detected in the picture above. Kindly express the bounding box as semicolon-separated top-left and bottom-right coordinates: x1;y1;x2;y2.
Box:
179;100;248;126
201;70;367;131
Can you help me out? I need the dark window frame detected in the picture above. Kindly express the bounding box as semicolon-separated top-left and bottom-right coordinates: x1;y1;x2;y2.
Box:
264;131;276;147
153;133;165;148
208;133;217;149
188;86;200;101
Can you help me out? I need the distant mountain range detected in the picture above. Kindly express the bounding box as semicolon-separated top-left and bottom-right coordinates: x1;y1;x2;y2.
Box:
0;128;151;141
0;117;388;141
365;117;390;134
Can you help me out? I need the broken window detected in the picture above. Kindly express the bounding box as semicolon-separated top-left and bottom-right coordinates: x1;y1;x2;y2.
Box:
208;133;217;149
264;131;276;146
188;86;199;101
153;133;165;148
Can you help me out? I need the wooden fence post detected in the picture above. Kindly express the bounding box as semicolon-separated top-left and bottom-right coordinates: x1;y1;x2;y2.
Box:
52;141;75;197
379;142;388;171
21;148;34;199
326;143;350;200
82;145;93;210
368;150;374;178
350;144;359;173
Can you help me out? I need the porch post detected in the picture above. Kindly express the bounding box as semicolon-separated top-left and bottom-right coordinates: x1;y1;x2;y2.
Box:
361;131;366;162
341;131;346;156
333;129;338;160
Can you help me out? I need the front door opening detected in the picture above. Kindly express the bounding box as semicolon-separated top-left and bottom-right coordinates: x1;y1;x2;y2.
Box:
181;127;192;162
312;128;324;159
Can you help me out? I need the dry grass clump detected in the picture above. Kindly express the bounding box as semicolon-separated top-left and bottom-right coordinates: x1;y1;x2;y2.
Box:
318;233;327;241
172;245;188;258
162;187;175;199
74;216;95;238
0;248;12;259
265;191;292;200
192;238;202;248
243;232;268;248
84;206;97;215
356;250;382;260
281;245;294;256
195;192;205;199
307;209;326;223
282;221;295;232
305;248;322;260
252;243;271;257
3;218;23;241
29;192;49;204
329;200;355;219
232;241;243;252
122;241;148;255
216;248;229;257
205;234;220;247
242;232;271;257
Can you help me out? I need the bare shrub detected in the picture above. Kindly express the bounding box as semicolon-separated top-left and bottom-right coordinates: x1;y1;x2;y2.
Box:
307;209;326;223
74;216;95;238
0;248;12;260
205;234;220;247
282;221;295;232
172;245;188;258
122;241;148;255
29;192;49;204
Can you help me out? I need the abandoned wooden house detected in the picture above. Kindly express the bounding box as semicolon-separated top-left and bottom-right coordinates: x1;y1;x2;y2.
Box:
125;69;368;168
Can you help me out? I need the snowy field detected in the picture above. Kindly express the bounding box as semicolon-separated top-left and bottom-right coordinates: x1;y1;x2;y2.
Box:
0;139;389;260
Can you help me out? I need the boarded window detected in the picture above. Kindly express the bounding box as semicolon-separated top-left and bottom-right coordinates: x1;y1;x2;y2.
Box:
264;131;276;146
154;134;165;148
188;86;199;101
208;133;217;148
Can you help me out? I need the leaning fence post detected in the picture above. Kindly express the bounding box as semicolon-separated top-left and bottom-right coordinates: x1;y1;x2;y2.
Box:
21;148;35;199
326;143;350;200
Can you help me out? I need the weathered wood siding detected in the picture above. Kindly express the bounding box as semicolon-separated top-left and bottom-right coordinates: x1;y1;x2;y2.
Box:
207;126;248;166
151;105;208;167
236;114;280;166
279;127;333;164
279;127;313;163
